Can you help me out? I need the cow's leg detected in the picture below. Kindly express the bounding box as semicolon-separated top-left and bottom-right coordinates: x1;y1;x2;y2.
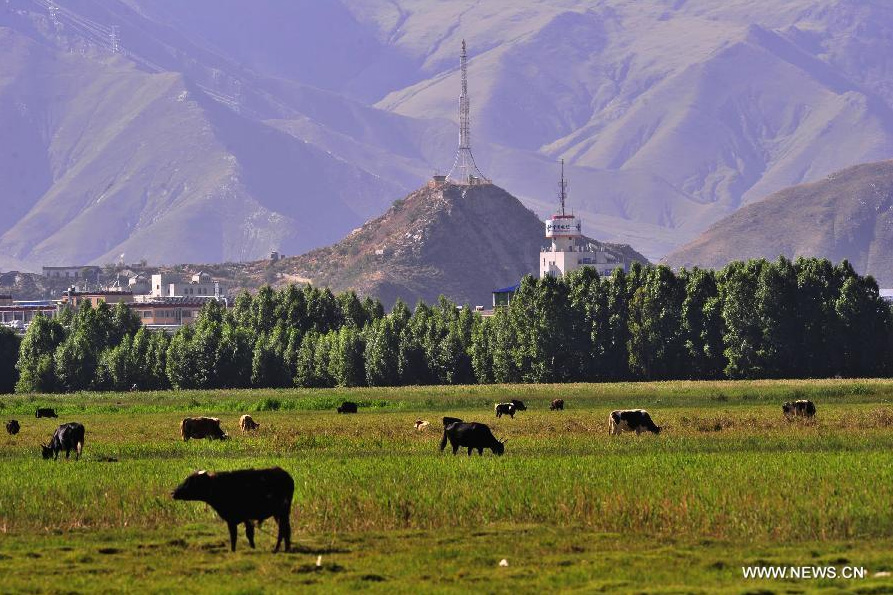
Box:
451;439;459;455
467;447;473;456
245;522;255;549
274;512;291;552
477;447;483;455
227;521;238;552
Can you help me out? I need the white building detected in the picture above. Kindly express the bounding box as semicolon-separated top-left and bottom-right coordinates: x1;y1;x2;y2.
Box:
540;162;625;279
150;272;219;298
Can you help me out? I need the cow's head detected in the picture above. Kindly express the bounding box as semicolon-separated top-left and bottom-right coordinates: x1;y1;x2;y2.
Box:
653;426;662;435
172;470;213;501
40;444;54;459
782;402;793;415
492;440;505;456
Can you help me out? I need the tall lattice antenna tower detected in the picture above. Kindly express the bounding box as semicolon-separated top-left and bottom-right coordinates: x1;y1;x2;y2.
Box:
446;40;489;185
558;158;568;216
109;25;120;54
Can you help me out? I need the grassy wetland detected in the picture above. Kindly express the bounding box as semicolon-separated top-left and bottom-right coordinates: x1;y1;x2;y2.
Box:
3;380;893;593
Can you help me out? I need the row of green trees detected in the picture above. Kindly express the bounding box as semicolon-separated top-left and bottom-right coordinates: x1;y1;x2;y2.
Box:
7;257;893;394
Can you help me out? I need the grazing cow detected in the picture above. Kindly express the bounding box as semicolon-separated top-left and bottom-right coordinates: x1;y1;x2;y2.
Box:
172;467;293;553
414;419;430;431
337;401;358;414
180;417;228;441
550;399;565;411
130;383;139;392
609;410;662;435
41;422;85;460
239;414;260;432
35;408;57;419
440;421;505;456
6;420;20;435
510;399;527;412
782;400;816;418
442;416;463;427
495;403;516;419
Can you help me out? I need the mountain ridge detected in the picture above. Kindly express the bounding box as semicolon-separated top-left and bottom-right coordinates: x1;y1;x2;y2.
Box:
663;159;893;285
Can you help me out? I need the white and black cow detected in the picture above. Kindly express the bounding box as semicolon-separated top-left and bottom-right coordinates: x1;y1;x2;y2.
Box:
782;399;816;418
609;410;661;435
495;403;516;419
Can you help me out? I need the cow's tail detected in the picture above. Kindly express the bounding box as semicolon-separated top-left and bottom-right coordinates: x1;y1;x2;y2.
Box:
180;419;188;441
608;412;618;435
439;428;449;453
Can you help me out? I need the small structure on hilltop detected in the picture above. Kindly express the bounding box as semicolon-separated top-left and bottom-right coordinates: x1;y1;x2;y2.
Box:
540;160;625;278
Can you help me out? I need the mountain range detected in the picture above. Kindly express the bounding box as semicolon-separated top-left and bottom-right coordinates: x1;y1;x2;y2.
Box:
2;0;893;273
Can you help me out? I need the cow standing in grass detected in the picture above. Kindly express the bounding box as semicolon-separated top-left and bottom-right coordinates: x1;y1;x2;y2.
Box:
495;403;516;418
181;417;227;441
337;401;358;414
609;410;662;435
41;422;85;460
6;420;20;435
239;414;260;432
783;400;816;418
36;408;57;419
172;467;294;552
440;421;505;456
550;399;564;411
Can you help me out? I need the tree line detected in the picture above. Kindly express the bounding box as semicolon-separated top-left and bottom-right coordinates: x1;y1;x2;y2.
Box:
4;257;892;394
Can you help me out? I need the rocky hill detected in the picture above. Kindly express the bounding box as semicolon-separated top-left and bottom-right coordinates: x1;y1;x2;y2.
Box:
248;183;648;308
663;160;893;286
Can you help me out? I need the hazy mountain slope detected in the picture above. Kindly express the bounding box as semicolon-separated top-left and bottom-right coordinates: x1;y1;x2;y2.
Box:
253;183;648;308
663;160;893;285
5;0;893;270
367;2;893;255
0;27;401;267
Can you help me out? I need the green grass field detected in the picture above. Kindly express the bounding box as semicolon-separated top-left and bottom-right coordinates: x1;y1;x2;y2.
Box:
3;380;893;593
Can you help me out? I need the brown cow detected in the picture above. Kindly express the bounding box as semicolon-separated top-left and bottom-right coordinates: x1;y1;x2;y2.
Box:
181;417;228;441
550;399;564;411
239;414;260;432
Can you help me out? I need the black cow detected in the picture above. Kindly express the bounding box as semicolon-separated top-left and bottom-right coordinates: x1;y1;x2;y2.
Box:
337;401;358;414
510;399;527;412
6;420;20;435
41;422;85;460
172;467;294;552
440;422;505;456
609;410;661;435
783;400;816;418
442;416;463;427
36;408;57;419
495;403;516;418
550;399;564;411
181;417;227;441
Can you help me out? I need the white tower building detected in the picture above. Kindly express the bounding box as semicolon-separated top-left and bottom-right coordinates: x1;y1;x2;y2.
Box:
540;161;623;278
